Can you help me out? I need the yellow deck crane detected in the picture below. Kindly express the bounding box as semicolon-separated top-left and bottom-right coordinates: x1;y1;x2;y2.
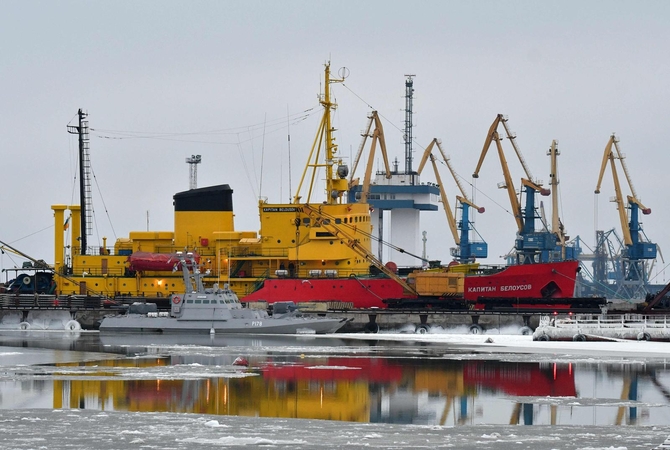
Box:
472;114;556;264
594;134;656;298
417;138;487;263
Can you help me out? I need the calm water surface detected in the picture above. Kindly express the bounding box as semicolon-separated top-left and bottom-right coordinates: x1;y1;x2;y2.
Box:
0;330;669;429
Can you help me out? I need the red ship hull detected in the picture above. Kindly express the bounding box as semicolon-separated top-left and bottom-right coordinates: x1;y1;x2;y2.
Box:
463;260;579;300
242;260;579;309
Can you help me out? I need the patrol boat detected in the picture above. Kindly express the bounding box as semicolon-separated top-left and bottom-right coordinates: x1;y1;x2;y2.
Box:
99;253;349;334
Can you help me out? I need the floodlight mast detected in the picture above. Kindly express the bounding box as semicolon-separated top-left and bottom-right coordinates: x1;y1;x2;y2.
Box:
186;155;202;190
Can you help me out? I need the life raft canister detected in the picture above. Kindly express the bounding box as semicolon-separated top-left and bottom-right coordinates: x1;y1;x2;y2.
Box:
172;296;182;304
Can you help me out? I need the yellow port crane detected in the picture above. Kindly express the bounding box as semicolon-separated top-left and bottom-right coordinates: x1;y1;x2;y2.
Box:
546;140;576;260
348;110;392;203
594;134;656;298
417;138;487;262
473;114;557;264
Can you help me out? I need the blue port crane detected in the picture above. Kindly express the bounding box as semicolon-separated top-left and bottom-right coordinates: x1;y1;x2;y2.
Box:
473;114;558;265
417;138;487;263
594;134;656;298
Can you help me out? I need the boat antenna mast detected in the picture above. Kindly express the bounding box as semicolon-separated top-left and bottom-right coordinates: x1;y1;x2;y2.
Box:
293;63;349;205
177;251;204;293
66;109;92;256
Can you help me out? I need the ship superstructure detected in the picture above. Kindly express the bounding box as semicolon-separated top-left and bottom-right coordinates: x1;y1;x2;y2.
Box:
52;63;377;302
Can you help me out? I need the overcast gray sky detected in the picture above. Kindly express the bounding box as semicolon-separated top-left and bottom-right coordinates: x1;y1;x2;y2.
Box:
2;0;670;284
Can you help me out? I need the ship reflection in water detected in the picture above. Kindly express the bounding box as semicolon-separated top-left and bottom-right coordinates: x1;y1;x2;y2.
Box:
0;332;668;426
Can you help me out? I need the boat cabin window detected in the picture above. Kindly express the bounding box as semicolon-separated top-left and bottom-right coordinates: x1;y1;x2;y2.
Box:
302;218;310;225
186;299;193;304
335;218;341;224
195;300;202;304
202;300;210;304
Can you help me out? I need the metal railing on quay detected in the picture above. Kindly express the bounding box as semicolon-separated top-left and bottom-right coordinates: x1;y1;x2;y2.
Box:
552;314;670;329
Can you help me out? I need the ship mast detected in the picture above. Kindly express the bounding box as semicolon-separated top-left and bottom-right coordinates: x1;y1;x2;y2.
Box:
66;109;92;255
293;63;348;205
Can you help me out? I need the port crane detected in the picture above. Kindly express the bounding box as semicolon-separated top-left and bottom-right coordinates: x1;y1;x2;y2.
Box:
348;110;392;202
417;138;487;263
473;114;556;265
547;140;579;260
594;134;656;299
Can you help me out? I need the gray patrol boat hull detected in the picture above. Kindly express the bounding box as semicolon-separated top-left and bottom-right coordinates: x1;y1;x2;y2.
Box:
99;312;348;334
99;253;348;335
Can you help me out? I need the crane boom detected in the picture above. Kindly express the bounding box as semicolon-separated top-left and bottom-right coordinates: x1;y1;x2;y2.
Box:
473;116;524;232
499;116;534;182
594;135;615;195
595;135;636;247
348;111;391;203
361;112;391;203
609;155;631;246
350;113;375;180
428;153;460;245
434;139;483;211
417;139;459;244
494;131;525;232
0;240;50;269
418;138;486;262
300;204;418;295
473;114;503;178
612;138;639;200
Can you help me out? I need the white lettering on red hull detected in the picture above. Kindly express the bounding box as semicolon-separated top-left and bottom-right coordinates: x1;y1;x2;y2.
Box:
500;284;532;292
467;286;497;293
467;284;533;294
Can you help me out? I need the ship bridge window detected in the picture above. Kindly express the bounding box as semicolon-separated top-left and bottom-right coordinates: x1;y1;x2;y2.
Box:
195;300;202;304
202;300;210;304
335;218;341;224
302;218;310;225
186;299;193;304
323;219;330;225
